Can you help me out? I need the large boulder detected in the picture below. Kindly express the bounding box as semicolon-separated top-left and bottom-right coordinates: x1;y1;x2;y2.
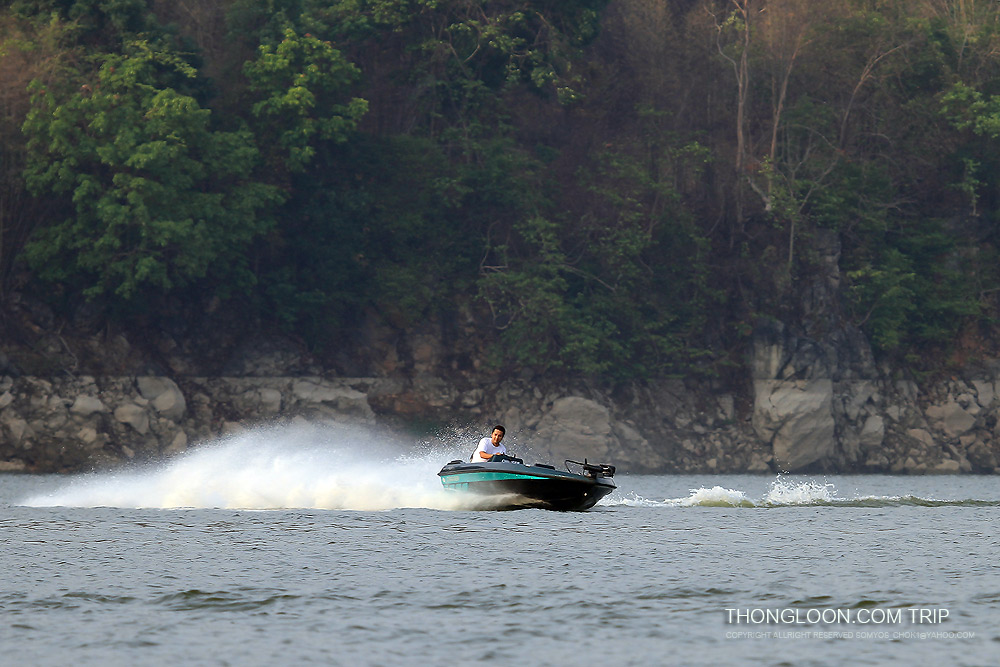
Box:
532;396;614;463
753;378;836;471
924;400;976;438
113;403;149;435
136;376;186;421
70;395;107;417
291;378;375;422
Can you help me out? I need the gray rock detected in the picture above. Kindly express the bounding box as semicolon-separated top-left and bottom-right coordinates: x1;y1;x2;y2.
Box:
222;336;307;376
718;394;735;421
258;388;283;415
136;376;173;401
163;430;188;456
925;401;976;438
114;404;150;435
291;379;374;421
753;378;835;471
2;416;30;445
972;380;994;407
931;459;961;474
858;415;885;448
533;396;614;462
70;395;107;416
415;376;457;409
461;388;484;408
906;428;936;448
956;393;979;415
747;452;772;472
137;377;186;421
842;381;875;421
76;426;100;446
896;380;918;401
152;389;186;422
966;441;997;472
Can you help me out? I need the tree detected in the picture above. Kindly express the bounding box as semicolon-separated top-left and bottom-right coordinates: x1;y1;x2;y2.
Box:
11;0;156;48
479;110;717;377
22;40;279;300
243;27;367;175
0;14;78;298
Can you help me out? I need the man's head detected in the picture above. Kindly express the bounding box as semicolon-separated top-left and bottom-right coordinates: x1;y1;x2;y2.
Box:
491;425;505;445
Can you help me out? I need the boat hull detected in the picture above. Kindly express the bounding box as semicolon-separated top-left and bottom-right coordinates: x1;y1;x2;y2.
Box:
438;461;616;511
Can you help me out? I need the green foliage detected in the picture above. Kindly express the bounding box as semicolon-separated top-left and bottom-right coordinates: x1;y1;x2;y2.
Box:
846;218;980;355
22;41;279;300
480;215;597;372
11;0;157;47
846;249;916;351
244;27;367;173
0;14;81;296
941;83;1000;215
321;0;605;120
5;0;1000;379
255;132;487;344
480;120;718;378
941;83;1000;137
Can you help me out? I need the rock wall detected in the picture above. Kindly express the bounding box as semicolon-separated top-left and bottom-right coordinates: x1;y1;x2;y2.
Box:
3;363;998;474
741;229;999;474
0;375;379;472
746;321;1000;474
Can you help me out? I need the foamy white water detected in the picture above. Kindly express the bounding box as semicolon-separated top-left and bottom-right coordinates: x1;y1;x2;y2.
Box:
761;477;836;505
21;424;471;511
611;485;753;507
608;476;942;508
25;436;998;512
610;477;818;508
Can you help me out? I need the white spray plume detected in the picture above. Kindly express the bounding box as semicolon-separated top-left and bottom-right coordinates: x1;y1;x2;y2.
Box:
21;422;477;511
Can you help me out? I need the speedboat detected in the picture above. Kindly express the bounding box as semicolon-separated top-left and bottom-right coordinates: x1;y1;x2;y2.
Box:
438;455;616;511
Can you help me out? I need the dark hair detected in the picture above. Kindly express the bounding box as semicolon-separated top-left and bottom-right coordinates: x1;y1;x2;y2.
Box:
492;424;505;435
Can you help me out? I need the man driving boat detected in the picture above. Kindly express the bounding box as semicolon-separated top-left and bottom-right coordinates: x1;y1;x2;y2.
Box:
471;425;506;462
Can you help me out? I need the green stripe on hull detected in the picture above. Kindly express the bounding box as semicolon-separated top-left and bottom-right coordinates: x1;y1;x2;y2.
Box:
441;472;549;485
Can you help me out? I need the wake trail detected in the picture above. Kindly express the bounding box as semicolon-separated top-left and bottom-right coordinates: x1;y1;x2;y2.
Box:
607;477;1000;509
20;423;475;511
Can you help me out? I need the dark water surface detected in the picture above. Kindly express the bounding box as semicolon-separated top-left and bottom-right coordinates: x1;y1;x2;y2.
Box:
2;430;997;666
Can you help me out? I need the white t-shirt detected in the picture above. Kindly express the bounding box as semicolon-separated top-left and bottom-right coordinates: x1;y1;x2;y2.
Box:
471;437;506;462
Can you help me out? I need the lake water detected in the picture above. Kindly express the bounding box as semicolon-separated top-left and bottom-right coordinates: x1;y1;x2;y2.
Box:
2;425;997;665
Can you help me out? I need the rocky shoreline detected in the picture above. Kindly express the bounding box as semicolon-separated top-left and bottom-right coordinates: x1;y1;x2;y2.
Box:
1;353;998;475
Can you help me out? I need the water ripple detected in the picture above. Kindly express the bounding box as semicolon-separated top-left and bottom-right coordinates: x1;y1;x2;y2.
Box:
154;589;300;612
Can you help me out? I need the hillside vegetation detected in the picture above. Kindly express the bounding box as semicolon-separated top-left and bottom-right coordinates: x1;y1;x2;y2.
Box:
3;0;1000;378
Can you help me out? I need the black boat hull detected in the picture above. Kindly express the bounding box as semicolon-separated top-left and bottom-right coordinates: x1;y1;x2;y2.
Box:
438;460;616;511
